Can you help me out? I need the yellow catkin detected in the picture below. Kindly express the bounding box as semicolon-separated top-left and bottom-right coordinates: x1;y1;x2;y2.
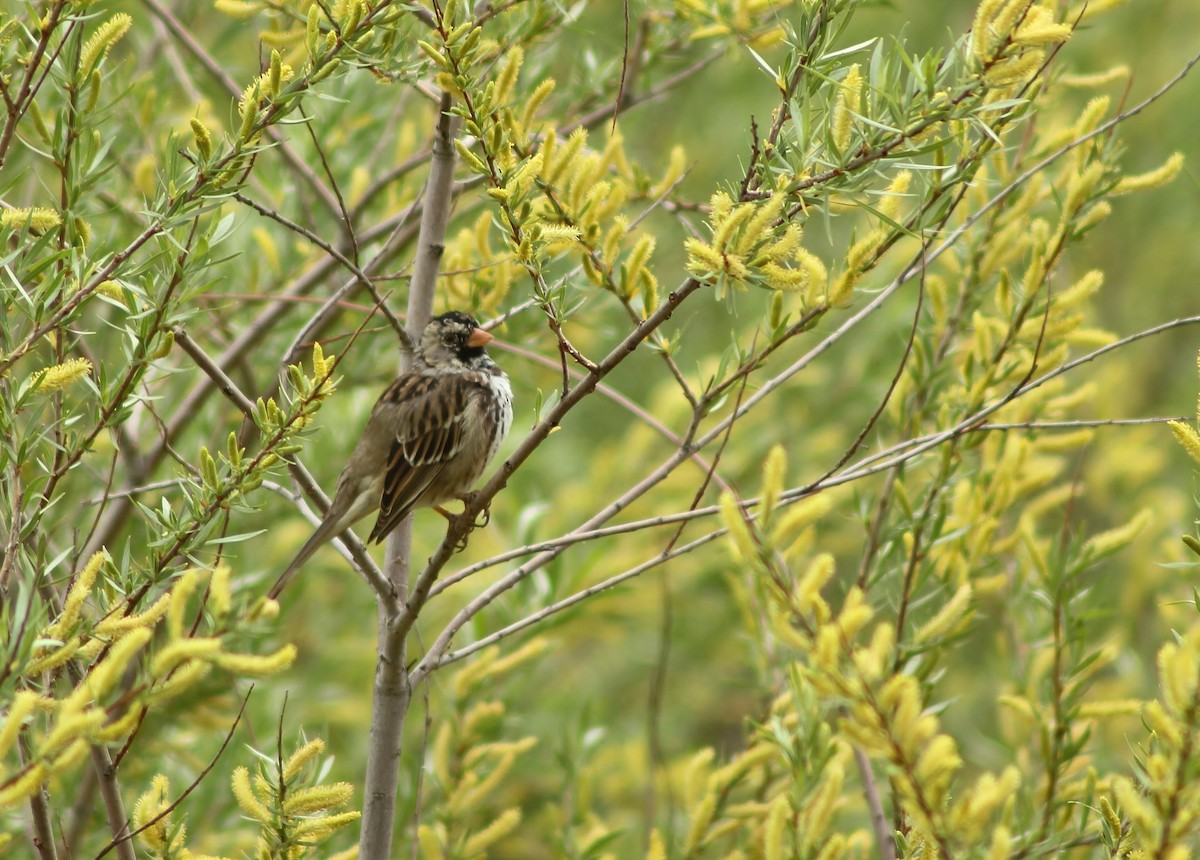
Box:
1143;699;1183;748
132;774;172;850
1113;777;1156;834
0;692;41;759
24;638;82;675
494;46;524;106
282;782;354;815
150;637;222;677
831;64;862;152
1;207;63;231
759;445;787;525
463;737;538;769
1112;153;1185;195
231;766;274;822
41;708;106;757
293;810;361;840
985;50;1044;87
417;824;447;860
1077;699;1142;719
772;496;830;549
282;738;326;783
83;628;153;702
1160;642;1195;717
145;661;211;703
646;828;667;860
50;738;90;773
46;550;107;640
0;763;50;808
462;808;522;855
215;0;262;18
1013;5;1071;47
682;793;718;855
880;170;913;221
836;587;873;639
914;584;973;644
987;826;1012;860
1060;65;1129;87
1098;796;1122;841
33;357;94;393
990;0;1035;49
762;792;789;860
683;748;715;808
446;752;520;817
80;13;133;75
972;0;1007;61
94;592;171;637
212;644;298;676
711;743;775;788
93;705;143;742
166;568;207;639
1082;509;1150;558
800;755;845;849
719;493;759;561
478;638;549;682
795;554;835;618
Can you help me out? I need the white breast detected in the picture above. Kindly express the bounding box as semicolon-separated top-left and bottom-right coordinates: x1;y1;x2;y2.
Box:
486;371;514;462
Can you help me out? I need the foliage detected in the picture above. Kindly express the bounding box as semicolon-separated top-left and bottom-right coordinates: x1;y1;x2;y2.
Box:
1;0;1198;856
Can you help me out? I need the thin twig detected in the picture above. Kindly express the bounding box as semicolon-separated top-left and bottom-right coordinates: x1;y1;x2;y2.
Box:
426;530;726;671
495;341;723;482
21;737;58;860
418;309;1200;670
688;47;1200;459
431;401;1189;596
94;689;252;858
138;0;344;219
854;745;895;860
232;190;407;344
171;327;398;609
80;200;425;563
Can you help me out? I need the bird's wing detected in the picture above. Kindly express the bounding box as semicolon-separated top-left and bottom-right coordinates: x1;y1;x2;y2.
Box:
368;372;472;543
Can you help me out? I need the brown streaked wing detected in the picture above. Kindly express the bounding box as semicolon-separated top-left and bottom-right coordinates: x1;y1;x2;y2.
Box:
368;374;470;543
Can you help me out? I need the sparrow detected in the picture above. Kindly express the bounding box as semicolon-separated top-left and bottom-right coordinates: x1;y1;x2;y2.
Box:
268;311;513;599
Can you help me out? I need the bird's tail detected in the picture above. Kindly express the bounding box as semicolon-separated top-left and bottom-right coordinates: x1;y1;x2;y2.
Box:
268;482;381;600
267;518;342;600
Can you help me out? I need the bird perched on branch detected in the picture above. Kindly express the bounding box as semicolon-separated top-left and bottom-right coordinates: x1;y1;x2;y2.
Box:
269;311;513;599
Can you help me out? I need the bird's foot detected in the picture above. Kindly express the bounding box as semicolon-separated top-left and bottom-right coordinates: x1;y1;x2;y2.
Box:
456;491;492;528
433;506;466;550
434;496;484;549
433;494;491;552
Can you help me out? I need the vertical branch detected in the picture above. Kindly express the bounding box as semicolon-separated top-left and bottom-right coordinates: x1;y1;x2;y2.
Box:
21;737;58;860
854;746;895;860
89;745;136;860
359;90;459;859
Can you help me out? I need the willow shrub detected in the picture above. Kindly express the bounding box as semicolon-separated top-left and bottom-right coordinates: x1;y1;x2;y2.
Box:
1;0;1197;857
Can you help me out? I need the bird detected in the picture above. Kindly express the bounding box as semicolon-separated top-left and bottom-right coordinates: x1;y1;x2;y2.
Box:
268;311;513;599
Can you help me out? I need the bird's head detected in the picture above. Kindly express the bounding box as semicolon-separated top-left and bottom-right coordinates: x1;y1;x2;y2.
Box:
416;311;494;369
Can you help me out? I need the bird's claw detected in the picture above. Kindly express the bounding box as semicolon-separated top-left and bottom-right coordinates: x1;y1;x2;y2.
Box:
456;492;491;529
441;520;469;552
440;493;492;552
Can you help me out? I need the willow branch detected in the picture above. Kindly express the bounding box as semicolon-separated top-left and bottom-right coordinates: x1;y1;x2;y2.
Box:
358;90;459;860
